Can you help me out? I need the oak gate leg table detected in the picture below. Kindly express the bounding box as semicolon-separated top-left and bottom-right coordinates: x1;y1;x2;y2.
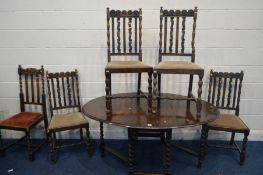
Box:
82;93;219;175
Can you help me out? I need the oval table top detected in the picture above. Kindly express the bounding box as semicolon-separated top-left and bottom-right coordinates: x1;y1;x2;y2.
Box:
82;93;219;129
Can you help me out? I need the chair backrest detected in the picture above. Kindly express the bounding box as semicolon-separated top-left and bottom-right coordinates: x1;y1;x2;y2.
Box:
18;65;47;117
46;70;81;117
159;7;198;63
207;70;244;116
107;8;142;62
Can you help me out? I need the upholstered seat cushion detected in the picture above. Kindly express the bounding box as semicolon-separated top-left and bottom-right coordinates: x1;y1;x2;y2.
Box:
207;114;249;131
48;112;88;130
154;61;203;74
0;112;43;129
105;61;152;73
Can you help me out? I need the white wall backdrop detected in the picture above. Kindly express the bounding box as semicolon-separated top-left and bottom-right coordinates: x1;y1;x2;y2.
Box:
0;0;262;140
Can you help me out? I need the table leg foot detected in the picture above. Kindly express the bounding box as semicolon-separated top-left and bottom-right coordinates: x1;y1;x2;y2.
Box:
128;128;136;175
100;122;105;157
198;125;208;168
163;129;172;174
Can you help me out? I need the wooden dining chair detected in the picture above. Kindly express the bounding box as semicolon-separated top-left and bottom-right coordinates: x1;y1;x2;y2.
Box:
46;70;92;162
199;70;250;167
152;7;204;116
0;65;48;161
105;8;153;114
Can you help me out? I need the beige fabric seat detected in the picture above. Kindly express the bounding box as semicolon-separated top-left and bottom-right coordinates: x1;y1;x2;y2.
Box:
154;61;203;74
48;112;88;131
46;70;92;162
152;7;204;116
106;61;152;72
207;114;249;131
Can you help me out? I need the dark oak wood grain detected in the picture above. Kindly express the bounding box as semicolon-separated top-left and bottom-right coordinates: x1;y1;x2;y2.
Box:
83;93;219;174
83;93;219;129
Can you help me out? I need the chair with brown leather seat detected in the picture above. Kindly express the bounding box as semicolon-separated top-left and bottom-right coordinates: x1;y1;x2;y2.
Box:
46;69;92;162
105;8;153;114
199;70;250;167
152;7;204;116
0;65;48;161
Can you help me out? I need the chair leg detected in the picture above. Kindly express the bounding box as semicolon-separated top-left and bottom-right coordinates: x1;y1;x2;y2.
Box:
160;132;165;144
230;132;235;145
105;70;111;114
188;74;193;98
157;74;162;109
203;127;209;158
148;71;152;113
80;127;84;140
49;131;56;162
137;73;141;95
240;131;249;165
157;74;161;97
84;125;92;156
26;131;34;161
152;71;158;114
43;118;49;141
109;74;112;96
100;122;105;157
0;129;5;157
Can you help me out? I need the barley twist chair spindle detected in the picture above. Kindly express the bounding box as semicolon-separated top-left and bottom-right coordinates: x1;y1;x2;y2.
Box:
105;8;153;114
101;7;155;159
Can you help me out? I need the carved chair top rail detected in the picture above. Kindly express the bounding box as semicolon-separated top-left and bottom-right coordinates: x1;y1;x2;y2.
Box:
161;7;197;17
107;9;142;18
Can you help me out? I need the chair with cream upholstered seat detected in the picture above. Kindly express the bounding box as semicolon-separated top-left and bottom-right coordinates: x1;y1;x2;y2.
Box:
105;8;153;114
46;70;92;162
101;7;154;159
199;70;250;167
152;7;204;116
